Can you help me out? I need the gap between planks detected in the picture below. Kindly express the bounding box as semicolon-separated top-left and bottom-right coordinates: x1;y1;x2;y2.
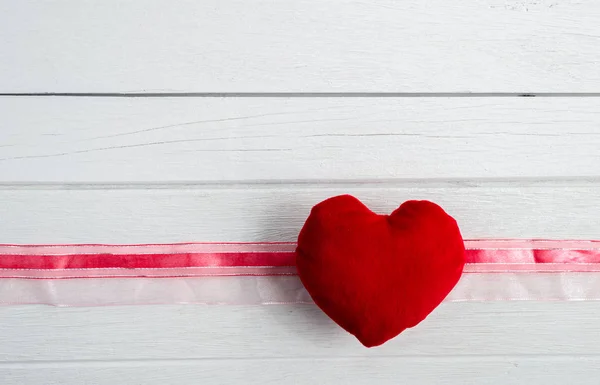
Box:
1;177;600;190
2;354;600;368
2;93;600;98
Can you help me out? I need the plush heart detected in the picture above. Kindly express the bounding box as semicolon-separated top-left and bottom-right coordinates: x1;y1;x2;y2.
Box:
296;195;465;347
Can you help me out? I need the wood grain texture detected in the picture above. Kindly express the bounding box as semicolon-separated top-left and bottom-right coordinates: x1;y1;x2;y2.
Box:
2;303;600;360
1;181;599;243
2;97;600;182
2;0;600;375
2;303;600;385
2;356;600;385
1;0;600;93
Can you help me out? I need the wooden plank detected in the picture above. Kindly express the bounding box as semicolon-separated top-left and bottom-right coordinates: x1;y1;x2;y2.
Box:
3;356;600;385
2;97;600;182
1;0;600;93
1;181;599;243
1;302;600;360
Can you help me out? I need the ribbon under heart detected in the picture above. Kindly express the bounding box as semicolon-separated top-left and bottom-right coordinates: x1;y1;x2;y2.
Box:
2;195;600;347
3;239;598;277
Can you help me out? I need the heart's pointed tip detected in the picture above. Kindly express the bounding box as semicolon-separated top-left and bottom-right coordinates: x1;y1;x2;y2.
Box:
357;336;394;348
359;339;387;348
355;328;405;348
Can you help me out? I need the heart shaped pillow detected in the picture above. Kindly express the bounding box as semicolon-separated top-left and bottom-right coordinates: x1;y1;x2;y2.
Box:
296;195;465;347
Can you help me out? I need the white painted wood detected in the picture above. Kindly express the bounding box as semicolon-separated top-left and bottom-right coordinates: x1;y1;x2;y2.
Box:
3;1;600;383
2;356;600;385
1;181;599;243
2;0;600;93
1;302;600;360
2;95;600;381
3;303;600;384
2;97;600;182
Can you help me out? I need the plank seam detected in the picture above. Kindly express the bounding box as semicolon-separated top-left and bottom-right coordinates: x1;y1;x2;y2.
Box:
2;93;600;98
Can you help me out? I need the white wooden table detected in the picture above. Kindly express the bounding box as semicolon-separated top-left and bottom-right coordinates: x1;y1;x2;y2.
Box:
1;1;600;383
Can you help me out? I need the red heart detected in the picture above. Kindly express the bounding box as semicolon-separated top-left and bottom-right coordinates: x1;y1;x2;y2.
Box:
296;195;465;347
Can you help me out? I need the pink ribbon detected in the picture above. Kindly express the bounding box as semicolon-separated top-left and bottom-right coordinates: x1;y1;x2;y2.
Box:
1;240;599;279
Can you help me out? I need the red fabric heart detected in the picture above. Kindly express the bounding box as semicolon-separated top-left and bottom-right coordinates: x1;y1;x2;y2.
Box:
296;195;465;347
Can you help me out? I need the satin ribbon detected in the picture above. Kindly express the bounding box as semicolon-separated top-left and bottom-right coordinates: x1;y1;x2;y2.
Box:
1;240;599;279
2;240;600;306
